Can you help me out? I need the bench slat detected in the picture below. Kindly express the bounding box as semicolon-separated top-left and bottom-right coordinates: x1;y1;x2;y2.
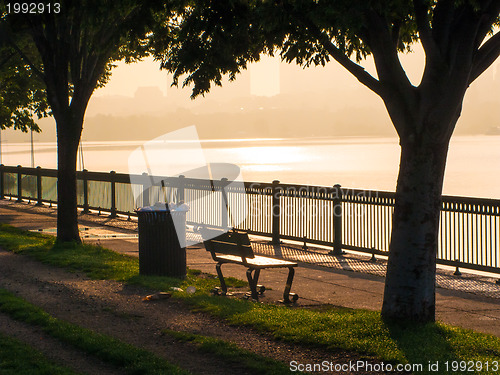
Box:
200;227;254;258
208;239;253;258
215;254;297;268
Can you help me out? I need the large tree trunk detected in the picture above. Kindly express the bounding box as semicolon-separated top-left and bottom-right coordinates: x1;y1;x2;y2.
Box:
55;111;84;243
381;137;450;322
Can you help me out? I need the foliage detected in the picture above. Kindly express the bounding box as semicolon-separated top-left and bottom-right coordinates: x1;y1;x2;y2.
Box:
2;0;170;111
0;6;48;132
1;0;177;242
156;1;499;98
155;0;500;137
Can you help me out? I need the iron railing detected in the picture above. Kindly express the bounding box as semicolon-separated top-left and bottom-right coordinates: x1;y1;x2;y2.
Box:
1;164;499;275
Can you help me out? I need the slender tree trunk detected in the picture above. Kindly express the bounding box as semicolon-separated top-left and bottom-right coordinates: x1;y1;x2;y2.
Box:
55;111;83;243
381;137;450;322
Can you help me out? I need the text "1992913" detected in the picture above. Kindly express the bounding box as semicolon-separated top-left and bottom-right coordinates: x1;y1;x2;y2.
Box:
5;3;61;14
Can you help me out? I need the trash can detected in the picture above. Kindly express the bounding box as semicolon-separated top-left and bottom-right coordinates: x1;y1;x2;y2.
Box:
136;209;187;278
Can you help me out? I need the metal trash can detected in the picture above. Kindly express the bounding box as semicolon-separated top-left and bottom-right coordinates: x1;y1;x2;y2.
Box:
136;210;187;278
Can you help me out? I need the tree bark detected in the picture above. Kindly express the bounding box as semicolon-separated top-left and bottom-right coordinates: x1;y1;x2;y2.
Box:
381;137;450;322
54;110;84;243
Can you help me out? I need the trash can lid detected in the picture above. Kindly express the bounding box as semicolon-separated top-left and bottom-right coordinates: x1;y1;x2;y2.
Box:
136;202;168;211
136;202;190;212
176;203;190;212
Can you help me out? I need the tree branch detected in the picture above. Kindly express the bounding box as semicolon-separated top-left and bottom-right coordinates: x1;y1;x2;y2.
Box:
8;39;44;80
413;0;440;60
431;0;456;51
291;20;383;96
276;0;384;95
470;31;500;84
474;0;500;45
0;49;17;69
318;34;384;95
0;21;45;79
391;20;402;48
69;10;83;84
364;10;414;91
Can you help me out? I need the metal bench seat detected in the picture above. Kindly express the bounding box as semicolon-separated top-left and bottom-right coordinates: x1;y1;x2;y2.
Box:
200;226;299;303
215;254;298;268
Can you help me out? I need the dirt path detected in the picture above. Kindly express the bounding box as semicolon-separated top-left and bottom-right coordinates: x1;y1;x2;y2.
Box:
0;249;370;375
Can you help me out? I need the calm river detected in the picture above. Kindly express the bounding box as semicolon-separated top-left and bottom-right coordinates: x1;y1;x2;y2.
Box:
2;135;499;199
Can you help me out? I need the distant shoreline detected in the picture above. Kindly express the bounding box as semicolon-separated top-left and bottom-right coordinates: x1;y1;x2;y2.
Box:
4;133;500;147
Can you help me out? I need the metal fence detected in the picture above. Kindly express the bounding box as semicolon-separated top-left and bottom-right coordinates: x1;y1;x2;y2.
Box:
1;164;499;275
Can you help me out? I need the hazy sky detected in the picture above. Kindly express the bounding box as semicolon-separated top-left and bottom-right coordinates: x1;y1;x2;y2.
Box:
4;41;499;144
93;43;498;111
94;46;425;99
94;54;281;98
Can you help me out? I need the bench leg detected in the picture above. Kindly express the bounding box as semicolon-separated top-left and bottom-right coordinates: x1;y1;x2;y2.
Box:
246;268;260;300
283;267;295;303
216;262;228;295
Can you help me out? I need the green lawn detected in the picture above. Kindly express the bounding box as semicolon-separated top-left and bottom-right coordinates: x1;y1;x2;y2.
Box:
0;332;79;375
1;223;499;374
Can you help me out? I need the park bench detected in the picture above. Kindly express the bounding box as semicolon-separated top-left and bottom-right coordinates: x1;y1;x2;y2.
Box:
199;226;299;303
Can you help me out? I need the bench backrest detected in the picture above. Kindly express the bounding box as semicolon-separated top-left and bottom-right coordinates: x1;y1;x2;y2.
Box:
200;227;254;259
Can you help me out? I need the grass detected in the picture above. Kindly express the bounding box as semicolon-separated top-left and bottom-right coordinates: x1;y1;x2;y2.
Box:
0;288;190;375
0;223;244;293
0;332;79;375
184;295;500;368
163;329;301;375
1;223;500;374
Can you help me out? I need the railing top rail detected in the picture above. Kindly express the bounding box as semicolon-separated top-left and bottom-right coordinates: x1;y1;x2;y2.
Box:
0;165;58;177
3;165;500;208
342;188;396;200
77;170;123;182
442;194;500;207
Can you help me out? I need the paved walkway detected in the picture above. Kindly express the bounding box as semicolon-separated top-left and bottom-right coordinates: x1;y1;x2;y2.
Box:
1;199;500;337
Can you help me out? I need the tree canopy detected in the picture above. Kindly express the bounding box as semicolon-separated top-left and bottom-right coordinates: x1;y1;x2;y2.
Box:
0;18;47;132
1;0;172;242
159;1;500;103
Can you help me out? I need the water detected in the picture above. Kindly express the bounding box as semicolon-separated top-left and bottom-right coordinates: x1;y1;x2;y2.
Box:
2;135;500;199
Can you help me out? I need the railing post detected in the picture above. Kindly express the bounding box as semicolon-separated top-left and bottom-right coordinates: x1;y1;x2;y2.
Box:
177;175;185;204
82;169;89;214
36;166;43;206
332;184;343;255
271;180;281;245
142;172;150;207
109;170;117;218
221;177;229;229
0;164;4;199
16;165;22;202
